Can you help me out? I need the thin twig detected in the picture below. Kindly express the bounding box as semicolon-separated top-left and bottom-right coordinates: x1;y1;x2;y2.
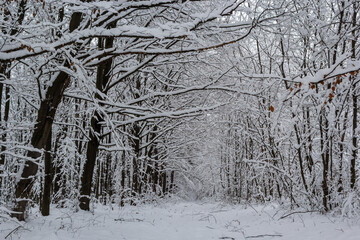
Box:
5;226;27;239
278;210;319;220
246;234;283;238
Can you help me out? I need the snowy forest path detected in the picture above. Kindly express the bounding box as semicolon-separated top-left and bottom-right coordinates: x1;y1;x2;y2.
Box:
1;202;359;240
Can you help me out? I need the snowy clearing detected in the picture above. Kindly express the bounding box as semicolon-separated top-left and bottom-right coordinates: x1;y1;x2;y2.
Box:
1;202;360;240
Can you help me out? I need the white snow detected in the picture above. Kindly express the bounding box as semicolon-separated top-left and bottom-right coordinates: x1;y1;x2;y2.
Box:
1;202;360;240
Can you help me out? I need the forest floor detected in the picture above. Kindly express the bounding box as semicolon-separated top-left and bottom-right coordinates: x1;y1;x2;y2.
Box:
1;201;360;240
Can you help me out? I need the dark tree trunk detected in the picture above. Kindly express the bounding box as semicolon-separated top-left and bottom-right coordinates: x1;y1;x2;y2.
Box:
351;82;357;189
320;113;330;212
52;132;63;201
131;122;141;200
0;66;10;165
350;1;358;189
338;110;348;193
12;10;82;220
161;168;167;195
79;34;114;211
120;151;126;206
41;127;52;216
294;124;308;192
169;170;175;193
152;148;159;193
13;71;70;220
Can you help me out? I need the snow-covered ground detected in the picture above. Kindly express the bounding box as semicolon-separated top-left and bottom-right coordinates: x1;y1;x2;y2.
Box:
1;201;360;240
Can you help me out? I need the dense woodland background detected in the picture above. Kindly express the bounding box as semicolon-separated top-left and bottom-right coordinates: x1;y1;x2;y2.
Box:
0;0;360;221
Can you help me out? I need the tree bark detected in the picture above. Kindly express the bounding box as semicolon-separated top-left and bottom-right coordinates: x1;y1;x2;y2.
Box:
350;0;358;190
79;34;114;211
41;126;52;216
12;10;82;221
320;112;330;212
13;71;70;220
351;82;357;189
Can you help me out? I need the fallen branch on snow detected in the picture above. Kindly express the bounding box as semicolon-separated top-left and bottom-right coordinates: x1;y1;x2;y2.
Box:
246;234;283;238
5;226;29;239
278;210;319;220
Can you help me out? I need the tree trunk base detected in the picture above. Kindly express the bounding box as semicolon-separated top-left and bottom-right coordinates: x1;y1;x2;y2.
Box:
12;200;28;221
79;196;90;211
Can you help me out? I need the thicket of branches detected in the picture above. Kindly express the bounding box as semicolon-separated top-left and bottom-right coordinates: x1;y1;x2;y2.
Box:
197;0;360;215
0;0;359;221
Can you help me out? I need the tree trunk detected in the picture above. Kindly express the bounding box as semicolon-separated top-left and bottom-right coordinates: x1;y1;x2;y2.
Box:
12;11;82;221
351;82;357;189
320;113;330;212
13;71;70;220
350;1;358;189
79;34;114;211
41;127;52;216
